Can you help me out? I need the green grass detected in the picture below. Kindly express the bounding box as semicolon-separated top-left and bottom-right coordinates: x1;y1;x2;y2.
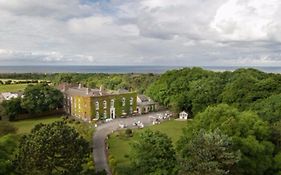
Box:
108;120;188;174
11;115;62;134
0;84;30;93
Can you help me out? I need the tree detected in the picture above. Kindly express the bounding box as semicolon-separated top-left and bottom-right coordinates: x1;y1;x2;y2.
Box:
179;129;240;175
14;121;89;175
188;75;226;114
221;74;258;110
21;84;63;113
273;152;281;175
1;98;23;120
271;120;281;151
131;130;177;175
252;94;281;123
178;104;274;175
0;134;18;175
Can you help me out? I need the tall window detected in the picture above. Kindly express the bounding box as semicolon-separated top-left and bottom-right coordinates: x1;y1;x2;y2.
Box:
130;106;133;114
122;97;126;107
95;101;99;109
130;97;133;105
104;110;107;118
103;100;107;109
110;99;114;108
96;111;99;119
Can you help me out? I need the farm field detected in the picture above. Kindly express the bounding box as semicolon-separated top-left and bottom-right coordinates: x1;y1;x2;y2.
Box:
0;84;30;93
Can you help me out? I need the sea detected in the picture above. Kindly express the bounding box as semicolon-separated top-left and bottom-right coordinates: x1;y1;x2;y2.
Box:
0;65;281;74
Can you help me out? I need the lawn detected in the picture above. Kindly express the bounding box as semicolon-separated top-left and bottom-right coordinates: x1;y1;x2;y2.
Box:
108;120;188;174
0;84;30;93
11;115;62;134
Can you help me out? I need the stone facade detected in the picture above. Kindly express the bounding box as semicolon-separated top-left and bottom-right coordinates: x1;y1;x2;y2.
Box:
62;84;137;121
136;95;156;114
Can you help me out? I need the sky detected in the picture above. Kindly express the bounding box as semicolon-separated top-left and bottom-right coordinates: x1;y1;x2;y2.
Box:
0;0;280;66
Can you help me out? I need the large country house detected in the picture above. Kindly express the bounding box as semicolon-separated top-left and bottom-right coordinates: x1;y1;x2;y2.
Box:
60;84;137;121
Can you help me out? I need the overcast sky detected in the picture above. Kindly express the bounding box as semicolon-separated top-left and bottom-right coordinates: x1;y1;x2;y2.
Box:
0;0;280;66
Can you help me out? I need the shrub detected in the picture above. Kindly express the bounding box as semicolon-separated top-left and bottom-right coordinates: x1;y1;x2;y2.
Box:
125;128;133;137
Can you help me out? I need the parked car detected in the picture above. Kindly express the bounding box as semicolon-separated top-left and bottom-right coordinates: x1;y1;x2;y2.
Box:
105;118;113;122
119;123;127;128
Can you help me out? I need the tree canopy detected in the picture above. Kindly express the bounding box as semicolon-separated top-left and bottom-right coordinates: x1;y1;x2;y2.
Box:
178;104;274;175
131;130;177;175
179;129;240;175
21;84;63;113
14;121;89;175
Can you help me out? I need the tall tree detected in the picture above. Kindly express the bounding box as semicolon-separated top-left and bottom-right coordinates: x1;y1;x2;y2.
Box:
131;130;177;175
1;98;23;120
14;121;89;175
179;129;240;175
178;104;274;175
0;134;18;175
252;94;281;123
21;84;63;113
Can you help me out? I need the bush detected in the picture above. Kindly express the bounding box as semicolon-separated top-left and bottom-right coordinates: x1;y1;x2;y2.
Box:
125;129;133;137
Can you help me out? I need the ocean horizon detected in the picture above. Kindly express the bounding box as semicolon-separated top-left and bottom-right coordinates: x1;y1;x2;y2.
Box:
0;65;281;74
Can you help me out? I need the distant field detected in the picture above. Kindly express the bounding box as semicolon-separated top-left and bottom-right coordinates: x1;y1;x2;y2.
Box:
0;84;30;92
108;120;187;174
12;115;62;134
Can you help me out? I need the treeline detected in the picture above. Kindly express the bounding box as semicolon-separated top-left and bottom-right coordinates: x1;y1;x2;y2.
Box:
0;84;63;120
0;79;50;85
146;67;281;115
0;73;50;80
52;73;159;93
0;73;159;93
144;67;281;175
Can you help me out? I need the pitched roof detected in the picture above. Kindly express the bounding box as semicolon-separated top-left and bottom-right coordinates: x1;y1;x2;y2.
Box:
137;95;149;102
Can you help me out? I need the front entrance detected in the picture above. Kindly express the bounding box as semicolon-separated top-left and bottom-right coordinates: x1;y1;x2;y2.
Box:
110;108;115;119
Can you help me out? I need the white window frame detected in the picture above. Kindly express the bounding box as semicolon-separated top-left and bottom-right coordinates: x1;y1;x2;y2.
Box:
95;101;99;110
122;97;126;107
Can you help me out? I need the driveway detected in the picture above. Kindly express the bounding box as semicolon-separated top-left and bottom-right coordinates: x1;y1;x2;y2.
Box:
93;111;168;174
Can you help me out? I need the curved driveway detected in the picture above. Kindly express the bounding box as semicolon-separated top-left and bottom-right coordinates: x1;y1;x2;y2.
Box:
93;111;167;174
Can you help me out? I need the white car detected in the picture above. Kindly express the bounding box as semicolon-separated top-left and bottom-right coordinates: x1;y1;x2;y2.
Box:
119;123;127;128
105;118;113;122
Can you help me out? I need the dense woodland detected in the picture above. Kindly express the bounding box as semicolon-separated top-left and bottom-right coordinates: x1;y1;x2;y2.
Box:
144;67;281;175
1;68;281;174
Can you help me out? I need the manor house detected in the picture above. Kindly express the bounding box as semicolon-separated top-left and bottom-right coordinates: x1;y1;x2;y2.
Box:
61;84;137;121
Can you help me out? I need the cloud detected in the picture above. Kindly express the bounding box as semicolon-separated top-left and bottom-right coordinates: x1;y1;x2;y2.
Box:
211;0;281;42
0;0;280;66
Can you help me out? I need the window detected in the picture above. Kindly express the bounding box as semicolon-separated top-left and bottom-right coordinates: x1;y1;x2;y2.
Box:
110;99;114;108
130;107;133;114
96;111;99;119
122;97;126;106
130;97;133;105
103;100;107;109
95;101;99;109
104;110;107;118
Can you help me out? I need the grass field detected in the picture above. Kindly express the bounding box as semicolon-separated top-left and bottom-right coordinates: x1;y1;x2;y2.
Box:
11;115;62;134
108;120;188;174
0;84;30;93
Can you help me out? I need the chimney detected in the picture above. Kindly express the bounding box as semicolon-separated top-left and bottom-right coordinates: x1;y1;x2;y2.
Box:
86;88;90;95
78;83;82;89
99;85;104;92
62;84;66;92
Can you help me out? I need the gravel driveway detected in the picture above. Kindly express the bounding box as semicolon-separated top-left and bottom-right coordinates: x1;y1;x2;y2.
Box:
93;111;168;174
